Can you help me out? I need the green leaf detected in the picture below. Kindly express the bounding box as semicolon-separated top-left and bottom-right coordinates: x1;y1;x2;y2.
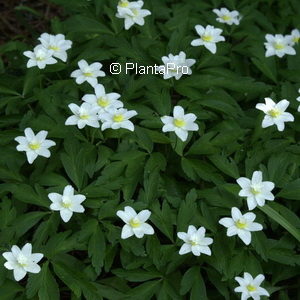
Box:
208;155;240;178
112;268;162;282
125;280;161;299
88;223;106;274
26;262;60;300
14;211;48;238
12;184;49;208
277;179;300;200
259;204;300;242
0;280;23;300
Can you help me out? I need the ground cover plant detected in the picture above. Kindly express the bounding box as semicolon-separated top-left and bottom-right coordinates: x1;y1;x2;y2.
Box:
0;0;300;299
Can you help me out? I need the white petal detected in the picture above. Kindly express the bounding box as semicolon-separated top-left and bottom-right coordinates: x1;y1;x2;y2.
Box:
173;106;185;118
24;128;35;140
26;151;38;164
276;99;289;111
262;116;274;128
140;223;154;235
243;212;256;222
2;252;15;262
251;171;262;185
238;230;251;245
219;217;234;228
13;268;27;281
179;243;191;255
236;177;251;189
227;226;238;236
187;225;197;235
78;59;88;69
71;204;85;213
231;207;242;221
137;210;151;222
204;42;217;54
21;243;32;256
63;185;74;197
201;237;213;246
60;209;73;222
121;224;134;239
121;120;134;131
162;123;175;132
198;245;211;256
174;128;188;142
65;115;79;126
248;222;263;231
31;253;43;263
25;263;41;274
256;287;269;296
247;197;258;210
177;232;188;242
191;39;203;46
133;227;145;238
191;245;202;256
37;149;50;158
11;246;21;257
48;193;62;203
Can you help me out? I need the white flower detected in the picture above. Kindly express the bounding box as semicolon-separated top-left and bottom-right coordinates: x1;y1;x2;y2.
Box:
116;206;154;239
23;45;57;69
82;84;123;114
70;59;105;87
15;128;56;164
212;7;241;25
99;107;137;131
264;34;296;58
219;207;263;245
234;272;270;300
38;33;72;62
116;0;151;30
297;88;300;112
65;103;100;129
156;51;196;80
255;97;294;131
286;29;300;46
48;185;86;222
161;106;199;142
2;243;43;281
237;171;275;210
191;25;225;54
177;225;213;256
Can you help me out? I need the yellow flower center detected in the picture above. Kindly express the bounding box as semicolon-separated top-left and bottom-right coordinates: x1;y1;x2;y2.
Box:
36;56;44;61
132;8;139;16
173;119;186;127
80;114;89;120
202;35;213;42
246;285;257;292
97;97;109;107
129;219;141;228
113;114;124;122
268;109;281;118
274;42;284;50
250;187;261;195
293;37;299;43
190;240;198;246
83;72;93;77
221;15;232;21
17;256;28;267
235;220;247;229
49;45;60;51
62;202;71;208
118;0;129;7
29;142;41;150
